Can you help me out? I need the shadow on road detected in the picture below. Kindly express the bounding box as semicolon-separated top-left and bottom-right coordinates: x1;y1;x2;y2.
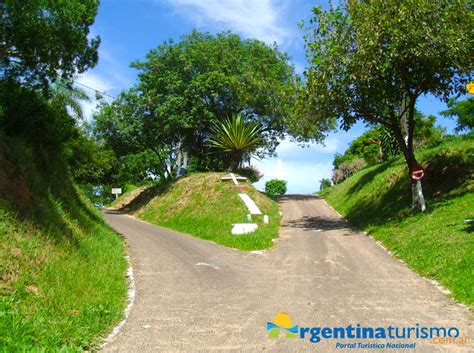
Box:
284;215;353;234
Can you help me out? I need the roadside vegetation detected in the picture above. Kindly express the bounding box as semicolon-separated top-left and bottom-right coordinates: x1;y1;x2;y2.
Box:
0;136;127;351
1;2;127;351
320;135;473;305
120;173;280;251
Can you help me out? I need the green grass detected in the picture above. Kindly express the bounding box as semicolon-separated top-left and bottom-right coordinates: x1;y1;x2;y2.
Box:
136;173;281;250
320;135;474;306
0;136;127;351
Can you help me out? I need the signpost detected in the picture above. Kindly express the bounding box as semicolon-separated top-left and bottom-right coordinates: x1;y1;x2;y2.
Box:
410;165;426;211
112;188;122;199
410;165;425;180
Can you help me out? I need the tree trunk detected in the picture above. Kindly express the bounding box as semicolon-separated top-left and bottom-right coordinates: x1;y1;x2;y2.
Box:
228;151;243;172
390;101;426;212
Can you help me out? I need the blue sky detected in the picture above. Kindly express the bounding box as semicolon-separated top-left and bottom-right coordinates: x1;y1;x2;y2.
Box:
78;0;458;194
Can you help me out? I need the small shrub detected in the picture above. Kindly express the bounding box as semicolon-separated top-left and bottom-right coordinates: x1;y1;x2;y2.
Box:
235;165;263;182
265;179;287;196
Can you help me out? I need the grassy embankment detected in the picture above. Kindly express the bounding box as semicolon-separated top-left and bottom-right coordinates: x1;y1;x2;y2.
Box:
0;135;127;351
320;135;473;305
117;173;281;250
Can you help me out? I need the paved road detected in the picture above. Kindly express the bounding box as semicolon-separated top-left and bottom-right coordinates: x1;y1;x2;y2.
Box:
102;195;472;352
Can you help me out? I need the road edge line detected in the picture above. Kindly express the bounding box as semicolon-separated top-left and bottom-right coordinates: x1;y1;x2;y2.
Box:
99;254;136;350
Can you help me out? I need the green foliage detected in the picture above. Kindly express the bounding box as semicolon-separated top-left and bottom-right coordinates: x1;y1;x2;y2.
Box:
333;112;445;172
235;165;263;183
0;134;126;350
50;79;91;121
319;178;332;191
0;0;100;87
320;135;474;305
94;30;298;181
440;97;474;132
378;126;400;160
209;115;264;170
265;179;287;196
295;0;473;183
0;80;76;148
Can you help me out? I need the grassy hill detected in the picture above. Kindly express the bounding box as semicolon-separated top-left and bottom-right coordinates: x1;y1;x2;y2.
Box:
320;135;473;305
117;173;281;250
0;135;127;351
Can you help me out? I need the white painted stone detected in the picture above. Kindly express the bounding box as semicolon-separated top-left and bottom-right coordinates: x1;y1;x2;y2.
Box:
263;215;269;224
238;193;262;215
231;223;258;235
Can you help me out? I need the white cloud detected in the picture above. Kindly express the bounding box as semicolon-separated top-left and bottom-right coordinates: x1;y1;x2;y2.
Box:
166;0;293;44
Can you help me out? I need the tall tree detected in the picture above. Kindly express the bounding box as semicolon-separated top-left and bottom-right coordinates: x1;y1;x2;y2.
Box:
95;31;298;179
0;0;100;88
294;0;473;211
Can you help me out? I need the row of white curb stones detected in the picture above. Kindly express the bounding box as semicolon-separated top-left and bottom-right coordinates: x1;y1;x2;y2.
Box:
318;196;470;308
99;255;136;350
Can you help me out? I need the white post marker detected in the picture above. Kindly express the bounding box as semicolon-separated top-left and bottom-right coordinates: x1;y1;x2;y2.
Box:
263;215;269;224
112;188;122;200
247;214;252;222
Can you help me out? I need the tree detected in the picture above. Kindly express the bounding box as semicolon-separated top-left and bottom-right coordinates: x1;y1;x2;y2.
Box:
130;30;297;158
95;30;298;180
208;115;264;171
50;80;90;121
319;178;332;191
295;0;473;211
0;0;100;87
440;98;474;132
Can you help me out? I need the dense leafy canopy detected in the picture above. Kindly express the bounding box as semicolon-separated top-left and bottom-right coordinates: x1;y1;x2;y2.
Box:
440;97;474;132
94;31;298;180
295;0;473;210
295;0;473;165
0;0;100;87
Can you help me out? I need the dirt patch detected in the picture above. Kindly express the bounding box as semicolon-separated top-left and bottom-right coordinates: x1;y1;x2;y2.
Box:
0;152;32;207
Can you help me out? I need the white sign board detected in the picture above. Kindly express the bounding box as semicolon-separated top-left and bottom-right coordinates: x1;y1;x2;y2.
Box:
111;188;122;195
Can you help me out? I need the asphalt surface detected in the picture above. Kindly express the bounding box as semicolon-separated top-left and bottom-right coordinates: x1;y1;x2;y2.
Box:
102;195;472;352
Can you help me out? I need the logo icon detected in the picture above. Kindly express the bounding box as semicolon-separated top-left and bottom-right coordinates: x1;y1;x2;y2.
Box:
267;312;299;339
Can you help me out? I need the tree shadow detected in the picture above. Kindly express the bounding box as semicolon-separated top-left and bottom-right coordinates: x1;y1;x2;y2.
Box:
118;182;172;213
284;215;353;234
346;159;399;195
341;149;473;230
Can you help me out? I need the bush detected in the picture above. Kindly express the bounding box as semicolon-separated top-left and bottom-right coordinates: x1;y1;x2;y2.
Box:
235;165;263;182
265;179;287;196
332;158;367;184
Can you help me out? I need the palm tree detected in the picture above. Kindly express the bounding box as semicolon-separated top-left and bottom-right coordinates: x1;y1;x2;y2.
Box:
209;114;264;171
50;79;90;121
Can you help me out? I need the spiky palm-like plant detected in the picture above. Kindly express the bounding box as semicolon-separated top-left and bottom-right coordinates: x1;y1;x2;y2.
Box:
50;79;90;121
209;115;264;171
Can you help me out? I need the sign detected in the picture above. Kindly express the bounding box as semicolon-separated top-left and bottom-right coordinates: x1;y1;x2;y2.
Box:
111;188;122;195
410;165;425;180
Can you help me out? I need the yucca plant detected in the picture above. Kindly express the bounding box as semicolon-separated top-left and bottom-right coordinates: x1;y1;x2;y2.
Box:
209;114;264;171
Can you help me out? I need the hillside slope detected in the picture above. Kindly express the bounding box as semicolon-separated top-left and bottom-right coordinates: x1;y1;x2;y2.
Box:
0;135;127;351
320;135;473;305
123;173;281;250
